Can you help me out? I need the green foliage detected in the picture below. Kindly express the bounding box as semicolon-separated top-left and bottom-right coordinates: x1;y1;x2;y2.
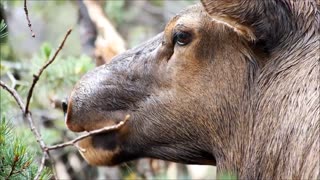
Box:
0;19;8;39
35;43;94;87
0;40;94;120
29;43;94;108
41;43;52;60
0;116;51;180
0;43;94;110
0;19;13;61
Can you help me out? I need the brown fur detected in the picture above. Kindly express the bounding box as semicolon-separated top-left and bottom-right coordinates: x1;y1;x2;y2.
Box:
65;0;319;179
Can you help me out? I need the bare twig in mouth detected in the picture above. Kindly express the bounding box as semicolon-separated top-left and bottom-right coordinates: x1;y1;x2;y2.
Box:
46;115;130;151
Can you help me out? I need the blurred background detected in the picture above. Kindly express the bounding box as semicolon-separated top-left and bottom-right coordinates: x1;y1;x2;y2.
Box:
0;0;217;179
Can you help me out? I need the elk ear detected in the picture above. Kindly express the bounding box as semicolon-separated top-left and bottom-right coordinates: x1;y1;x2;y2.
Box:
200;0;256;42
201;0;295;52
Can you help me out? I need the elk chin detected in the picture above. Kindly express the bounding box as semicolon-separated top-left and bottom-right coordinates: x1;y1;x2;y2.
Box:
76;136;121;166
74;119;132;166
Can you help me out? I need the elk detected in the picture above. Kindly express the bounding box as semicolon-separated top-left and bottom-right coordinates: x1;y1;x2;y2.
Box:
64;0;320;179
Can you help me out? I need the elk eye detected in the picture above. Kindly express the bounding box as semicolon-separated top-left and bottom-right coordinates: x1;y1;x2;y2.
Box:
173;31;192;46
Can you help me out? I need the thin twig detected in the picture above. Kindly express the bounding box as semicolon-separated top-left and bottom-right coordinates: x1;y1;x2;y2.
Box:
25;29;72;114
34;154;46;180
24;29;72;179
23;0;35;38
25;113;47;150
46;115;130;151
0;81;47;148
46;152;58;180
0;81;25;112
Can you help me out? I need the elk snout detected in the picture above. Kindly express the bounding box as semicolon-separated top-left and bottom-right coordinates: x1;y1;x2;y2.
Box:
65;94;86;132
65;34;162;133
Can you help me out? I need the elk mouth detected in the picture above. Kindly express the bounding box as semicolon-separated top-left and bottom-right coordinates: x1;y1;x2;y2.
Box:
64;95;132;133
64;99;133;166
65;106;130;133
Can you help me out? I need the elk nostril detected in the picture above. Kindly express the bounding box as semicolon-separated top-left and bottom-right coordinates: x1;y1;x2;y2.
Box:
62;99;68;115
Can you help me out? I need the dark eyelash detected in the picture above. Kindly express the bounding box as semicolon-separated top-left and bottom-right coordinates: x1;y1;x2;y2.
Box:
173;32;179;44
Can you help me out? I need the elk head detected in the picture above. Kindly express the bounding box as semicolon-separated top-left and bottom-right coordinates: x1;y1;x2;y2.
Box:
64;0;291;170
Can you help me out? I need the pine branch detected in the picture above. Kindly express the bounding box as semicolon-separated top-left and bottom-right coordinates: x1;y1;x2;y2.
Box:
5;155;19;180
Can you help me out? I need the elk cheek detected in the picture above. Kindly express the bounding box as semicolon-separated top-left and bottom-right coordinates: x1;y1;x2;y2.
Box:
76;136;120;166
